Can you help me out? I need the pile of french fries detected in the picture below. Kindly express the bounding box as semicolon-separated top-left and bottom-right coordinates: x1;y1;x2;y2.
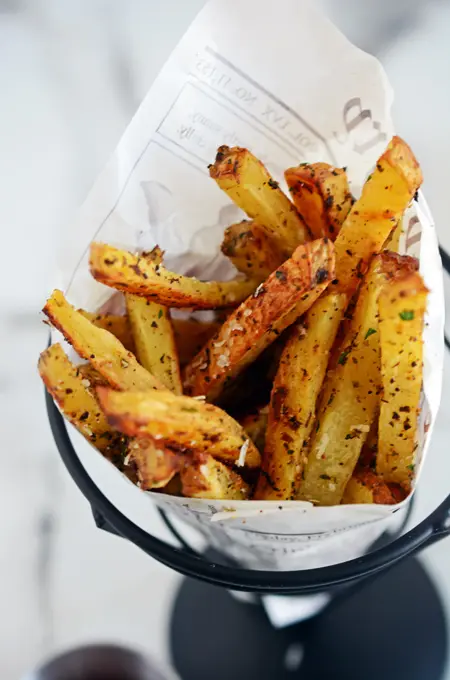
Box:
40;136;428;507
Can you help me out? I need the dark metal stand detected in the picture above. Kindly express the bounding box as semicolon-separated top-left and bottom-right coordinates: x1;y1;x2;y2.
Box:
170;555;447;680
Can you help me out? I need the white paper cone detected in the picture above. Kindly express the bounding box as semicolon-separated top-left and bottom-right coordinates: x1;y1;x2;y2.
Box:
51;0;444;572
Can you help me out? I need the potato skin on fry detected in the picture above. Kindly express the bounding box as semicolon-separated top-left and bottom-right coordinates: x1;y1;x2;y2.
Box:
333;136;422;296
89;242;257;309
181;455;250;500
221;220;284;282
285;162;353;240
183;238;335;401
254;292;347;501
38;344;122;456
44;290;163;392
376;272;428;488
96;387;261;469
210;145;309;256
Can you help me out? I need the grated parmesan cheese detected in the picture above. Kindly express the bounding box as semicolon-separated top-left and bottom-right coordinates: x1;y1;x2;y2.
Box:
350;424;370;433
81;378;91;388
316;434;329;459
236;439;250;467
217;354;230;368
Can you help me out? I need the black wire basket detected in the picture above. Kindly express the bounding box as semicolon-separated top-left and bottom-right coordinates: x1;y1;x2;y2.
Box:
44;245;450;598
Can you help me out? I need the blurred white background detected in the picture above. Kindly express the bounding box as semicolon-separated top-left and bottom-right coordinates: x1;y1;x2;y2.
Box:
1;1;450;678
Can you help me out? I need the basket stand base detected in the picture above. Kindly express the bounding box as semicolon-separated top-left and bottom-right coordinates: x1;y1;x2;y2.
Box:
170;555;447;680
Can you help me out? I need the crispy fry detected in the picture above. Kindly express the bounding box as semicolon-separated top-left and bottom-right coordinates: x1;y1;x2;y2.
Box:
285;162;353;240
43;290;163;391
221;220;284;281
78;311;135;352
299;252;417;505
128;438;183;489
376;272;428;487
210;146;309;256
342;468;404;505
180;455;250;500
96;387;261;469
333;136;422;296
38;344;121;456
89;242;257;309
239;405;269;452
183;238;335;401
76;363;109;389
254;292;347;500
171;318;221;367
126;295;181;393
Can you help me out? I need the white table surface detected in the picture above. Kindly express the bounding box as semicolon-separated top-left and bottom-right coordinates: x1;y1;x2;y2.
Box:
1;1;449;678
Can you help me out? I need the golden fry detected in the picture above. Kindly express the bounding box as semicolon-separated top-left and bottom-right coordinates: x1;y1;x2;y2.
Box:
285;162;353;240
43;290;163;391
210;146;309;256
89;242;257;309
96;387;261;469
128;438;183;490
183;238;335;401
342;468;405;505
333;136;422;296
180;455;250;500
38;344;121;455
376;272;428;487
78;311;135;352
254;292;347;500
221;220;284;281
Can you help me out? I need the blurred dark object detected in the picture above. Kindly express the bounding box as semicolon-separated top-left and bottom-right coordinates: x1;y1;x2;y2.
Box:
33;645;171;680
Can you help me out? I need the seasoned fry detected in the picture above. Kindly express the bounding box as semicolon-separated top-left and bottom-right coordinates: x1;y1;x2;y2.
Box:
89;242;257;309
96;387;261;469
254;292;347;500
128;438;183;490
333;136;422;296
126;295;181;393
210;146;309;256
342;468;404;505
285;162;353;240
180;455;250;500
299;253;416;505
376;272;428;487
171;318;221;367
221;220;284;281
38;344;121;456
43;290;163;391
76;363;109;389
239;405;269;452
183;238;335;401
78;311;135;352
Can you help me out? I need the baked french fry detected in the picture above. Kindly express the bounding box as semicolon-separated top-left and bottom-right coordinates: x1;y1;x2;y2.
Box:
221;220;284;281
210;146;310;256
180;455;250;500
239;405;269;453
38;344;122;456
333;136;422;296
172;318;221;367
96;387;261;469
128;438;183;490
285;162;353;240
299;252;416;505
342;468;404;505
254;292;347;500
89;242;257;309
126;295;181;393
43;290;163;391
78;311;135;353
183;238;335;401
376;272;428;487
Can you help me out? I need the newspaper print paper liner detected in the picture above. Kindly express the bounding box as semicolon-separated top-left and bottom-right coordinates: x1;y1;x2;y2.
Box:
52;0;444;570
